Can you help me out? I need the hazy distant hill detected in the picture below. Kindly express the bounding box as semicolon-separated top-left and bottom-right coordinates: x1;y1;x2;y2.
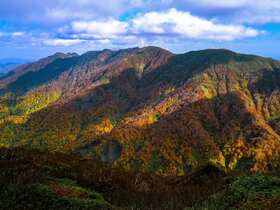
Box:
0;58;30;75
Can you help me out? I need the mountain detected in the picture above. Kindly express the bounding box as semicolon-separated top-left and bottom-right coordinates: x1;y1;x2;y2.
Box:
0;47;280;176
0;58;30;76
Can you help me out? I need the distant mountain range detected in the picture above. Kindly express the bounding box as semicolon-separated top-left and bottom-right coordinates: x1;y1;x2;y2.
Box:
0;47;280;176
0;58;30;75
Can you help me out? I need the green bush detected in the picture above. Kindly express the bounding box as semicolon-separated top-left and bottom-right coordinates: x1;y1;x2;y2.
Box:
190;175;280;210
0;178;115;210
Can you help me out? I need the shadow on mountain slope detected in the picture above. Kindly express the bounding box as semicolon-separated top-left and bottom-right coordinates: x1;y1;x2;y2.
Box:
0;147;227;210
249;68;280;94
7;57;79;96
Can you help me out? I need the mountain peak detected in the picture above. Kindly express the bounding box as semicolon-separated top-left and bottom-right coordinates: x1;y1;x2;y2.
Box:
49;52;78;59
140;46;172;53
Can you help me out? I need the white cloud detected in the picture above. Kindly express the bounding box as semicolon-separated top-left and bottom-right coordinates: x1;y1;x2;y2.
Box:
11;32;25;37
71;19;128;38
33;8;264;47
1;0;280;26
131;9;260;40
66;8;261;42
43;39;85;46
185;0;280;23
0;31;25;37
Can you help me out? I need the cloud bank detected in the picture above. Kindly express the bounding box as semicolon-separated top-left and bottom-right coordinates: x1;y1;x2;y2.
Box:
0;0;279;59
46;8;261;47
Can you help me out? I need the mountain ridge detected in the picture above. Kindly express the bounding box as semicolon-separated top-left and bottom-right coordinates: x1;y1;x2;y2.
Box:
0;46;280;175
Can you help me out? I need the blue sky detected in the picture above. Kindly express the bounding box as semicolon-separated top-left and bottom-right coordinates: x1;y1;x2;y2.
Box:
0;0;279;60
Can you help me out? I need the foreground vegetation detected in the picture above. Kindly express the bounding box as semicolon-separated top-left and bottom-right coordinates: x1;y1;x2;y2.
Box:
0;147;280;210
187;175;280;210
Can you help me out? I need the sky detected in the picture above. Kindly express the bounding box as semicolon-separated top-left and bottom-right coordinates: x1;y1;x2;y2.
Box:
0;0;279;60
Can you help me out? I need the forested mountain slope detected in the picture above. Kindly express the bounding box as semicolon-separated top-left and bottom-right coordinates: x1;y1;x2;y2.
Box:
1;47;280;175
